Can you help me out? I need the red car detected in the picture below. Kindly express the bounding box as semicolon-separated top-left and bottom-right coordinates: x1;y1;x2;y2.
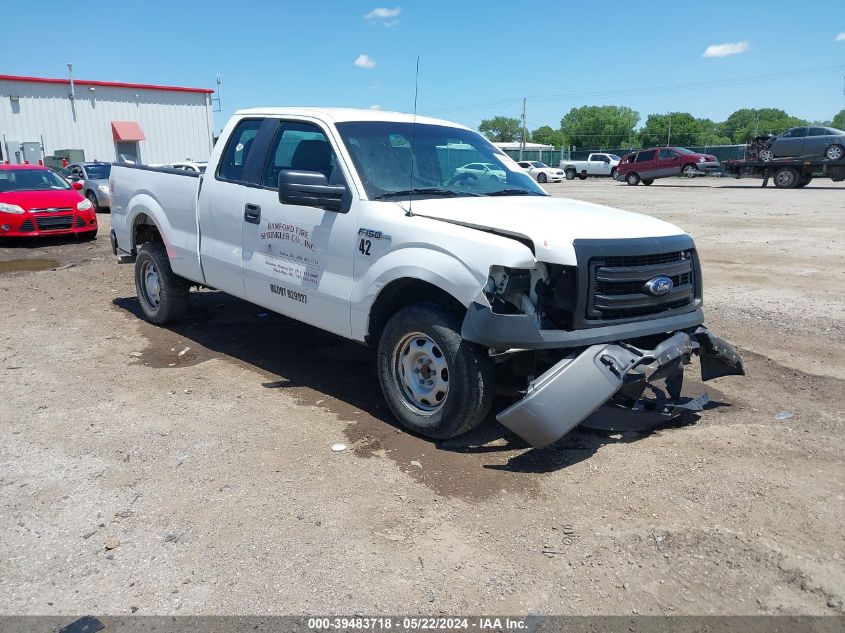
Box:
0;165;98;239
616;147;719;186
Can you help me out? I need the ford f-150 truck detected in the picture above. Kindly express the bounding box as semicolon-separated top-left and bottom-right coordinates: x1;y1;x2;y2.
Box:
110;108;744;448
560;153;621;180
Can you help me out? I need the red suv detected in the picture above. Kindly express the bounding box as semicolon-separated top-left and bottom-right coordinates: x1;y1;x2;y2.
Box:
616;147;719;185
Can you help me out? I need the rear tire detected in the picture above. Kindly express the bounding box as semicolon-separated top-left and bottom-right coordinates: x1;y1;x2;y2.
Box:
642;179;654;186
377;302;494;440
134;242;191;325
824;144;844;161
773;167;800;189
625;172;641;186
565;168;576;180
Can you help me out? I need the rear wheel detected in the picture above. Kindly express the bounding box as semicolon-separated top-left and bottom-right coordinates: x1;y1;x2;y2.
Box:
134;242;191;324
537;172;547;183
773;167;800;189
824;144;844;161
377;303;494;440
642;179;654;186
565;168;576;180
625;172;641;186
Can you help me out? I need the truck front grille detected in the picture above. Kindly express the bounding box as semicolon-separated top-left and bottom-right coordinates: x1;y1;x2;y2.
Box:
588;250;696;321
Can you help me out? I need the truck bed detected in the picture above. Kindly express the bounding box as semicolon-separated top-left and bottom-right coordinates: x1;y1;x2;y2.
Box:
110;164;203;282
722;154;845;187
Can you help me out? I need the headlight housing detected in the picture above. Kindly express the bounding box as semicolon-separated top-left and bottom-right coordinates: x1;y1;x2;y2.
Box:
0;202;25;215
77;199;93;211
699;156;706;162
98;184;109;193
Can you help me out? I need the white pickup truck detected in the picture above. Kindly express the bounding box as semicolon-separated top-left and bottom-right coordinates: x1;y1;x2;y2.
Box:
110;108;743;448
560;153;621;180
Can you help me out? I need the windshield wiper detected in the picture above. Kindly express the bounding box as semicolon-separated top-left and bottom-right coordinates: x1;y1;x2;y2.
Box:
373;188;460;200
484;189;544;196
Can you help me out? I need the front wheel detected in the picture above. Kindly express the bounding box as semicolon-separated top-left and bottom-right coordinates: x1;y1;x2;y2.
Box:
578;173;588;180
759;148;774;162
824;144;844;161
625;172;641;186
642;179;654;186
377;303;494;440
86;192;101;213
773;166;800;189
537;172;547;183
134;242;191;324
565;168;576;180
682;164;699;178
610;167;617;180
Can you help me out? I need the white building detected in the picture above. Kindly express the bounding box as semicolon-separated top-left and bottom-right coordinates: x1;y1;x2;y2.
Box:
0;73;215;166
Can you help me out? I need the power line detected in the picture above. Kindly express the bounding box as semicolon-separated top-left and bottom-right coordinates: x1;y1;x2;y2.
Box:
422;64;844;116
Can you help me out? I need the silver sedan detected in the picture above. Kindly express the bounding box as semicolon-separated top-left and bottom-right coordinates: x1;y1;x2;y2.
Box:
60;162;112;211
760;126;845;162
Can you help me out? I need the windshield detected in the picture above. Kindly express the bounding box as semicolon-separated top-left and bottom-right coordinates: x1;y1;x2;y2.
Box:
672;147;696;155
84;164;111;179
335;121;546;199
0;169;71;193
608;154;621;161
530;161;547;168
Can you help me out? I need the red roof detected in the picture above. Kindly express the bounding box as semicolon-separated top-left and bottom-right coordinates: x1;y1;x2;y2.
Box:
0;74;213;94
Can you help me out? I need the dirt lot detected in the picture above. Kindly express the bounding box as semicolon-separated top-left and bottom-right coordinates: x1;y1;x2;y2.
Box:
1;178;843;616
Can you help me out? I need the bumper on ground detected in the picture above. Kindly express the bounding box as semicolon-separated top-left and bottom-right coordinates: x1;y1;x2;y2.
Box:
696;161;720;172
496;326;744;448
0;212;97;238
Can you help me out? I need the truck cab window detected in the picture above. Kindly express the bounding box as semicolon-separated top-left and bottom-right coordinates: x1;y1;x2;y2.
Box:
217;119;263;183
260;122;342;188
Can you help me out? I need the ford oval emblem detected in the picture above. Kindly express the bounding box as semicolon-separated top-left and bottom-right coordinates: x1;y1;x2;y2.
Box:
644;276;673;297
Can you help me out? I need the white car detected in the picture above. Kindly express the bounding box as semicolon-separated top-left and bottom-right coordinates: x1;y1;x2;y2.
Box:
517;160;565;183
455;162;506;182
109;107;744;449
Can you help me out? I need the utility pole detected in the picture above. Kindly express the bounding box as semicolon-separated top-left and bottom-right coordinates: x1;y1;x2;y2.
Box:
520;97;527;160
666;114;672;146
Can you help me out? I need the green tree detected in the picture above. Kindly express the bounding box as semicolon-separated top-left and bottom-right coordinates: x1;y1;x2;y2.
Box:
639;113;731;147
560;106;639;149
479;116;523;142
531;125;567;148
721;108;807;144
694;118;732;145
832;109;845;131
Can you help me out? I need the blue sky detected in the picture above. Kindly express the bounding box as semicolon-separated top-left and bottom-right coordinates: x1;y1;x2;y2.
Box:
3;0;844;133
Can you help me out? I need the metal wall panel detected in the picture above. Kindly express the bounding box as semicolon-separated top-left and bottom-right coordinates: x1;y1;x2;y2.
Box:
0;79;214;164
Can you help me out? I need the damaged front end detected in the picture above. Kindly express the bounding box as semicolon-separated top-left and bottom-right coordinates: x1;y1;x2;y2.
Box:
495;327;744;448
462;235;744;448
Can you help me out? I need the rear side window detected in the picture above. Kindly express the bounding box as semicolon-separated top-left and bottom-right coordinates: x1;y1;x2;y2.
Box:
636;150;656;162
259;121;342;188
217;119;263;182
808;127;828;136
658;149;675;159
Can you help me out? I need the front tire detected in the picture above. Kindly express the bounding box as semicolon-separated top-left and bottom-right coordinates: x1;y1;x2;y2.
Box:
578;173;588;180
625;172;641;186
759;148;774;162
377;303;494;440
134;242;191;325
682;164;698;178
824;144;844;161
610;167;617;180
86;191;101;213
537;172;547;183
642;179;654;186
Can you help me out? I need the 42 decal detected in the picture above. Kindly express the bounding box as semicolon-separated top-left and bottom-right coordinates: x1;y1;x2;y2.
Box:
357;228;391;257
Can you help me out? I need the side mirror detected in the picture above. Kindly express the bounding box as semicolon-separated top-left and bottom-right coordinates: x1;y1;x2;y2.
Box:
278;170;347;212
72;181;83;190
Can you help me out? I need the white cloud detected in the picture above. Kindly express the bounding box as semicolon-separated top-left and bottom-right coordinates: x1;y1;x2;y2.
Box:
702;40;750;58
365;7;400;26
365;7;400;19
369;105;382;110
835;32;845;41
354;54;376;69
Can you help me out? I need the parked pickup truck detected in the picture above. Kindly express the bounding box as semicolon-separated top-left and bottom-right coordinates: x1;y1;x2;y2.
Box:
560;153;621;180
110;108;743;448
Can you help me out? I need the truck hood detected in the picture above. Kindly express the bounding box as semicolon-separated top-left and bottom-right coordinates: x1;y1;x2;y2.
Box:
405;195;687;264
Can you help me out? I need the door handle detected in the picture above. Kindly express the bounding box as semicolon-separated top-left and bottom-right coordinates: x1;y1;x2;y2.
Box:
244;203;261;224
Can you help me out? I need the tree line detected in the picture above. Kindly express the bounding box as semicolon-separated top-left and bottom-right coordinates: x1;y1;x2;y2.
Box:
479;107;845;150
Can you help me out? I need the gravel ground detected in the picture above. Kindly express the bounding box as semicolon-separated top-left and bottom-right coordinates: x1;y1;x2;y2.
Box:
0;177;843;616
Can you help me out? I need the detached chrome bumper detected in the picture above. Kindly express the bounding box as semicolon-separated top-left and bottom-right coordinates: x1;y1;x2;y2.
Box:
496;326;744;448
